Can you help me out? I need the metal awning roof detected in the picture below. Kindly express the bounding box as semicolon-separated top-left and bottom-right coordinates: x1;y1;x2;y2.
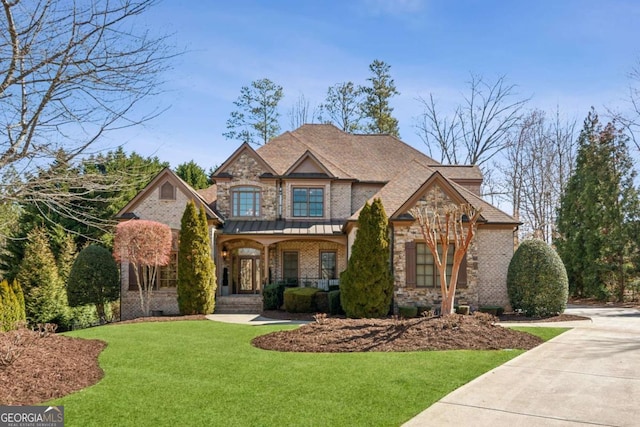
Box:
223;220;345;235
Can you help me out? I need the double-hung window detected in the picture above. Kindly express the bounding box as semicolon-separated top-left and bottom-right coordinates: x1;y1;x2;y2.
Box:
320;251;337;279
292;187;323;217
413;243;462;288
232;186;260;217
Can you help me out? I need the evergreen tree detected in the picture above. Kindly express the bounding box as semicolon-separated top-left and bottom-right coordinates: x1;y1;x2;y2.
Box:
340;199;393;318
224;78;284;145
175;160;210;189
16;227;67;324
0;279;18;331
556;110;640;300
67;245;120;322
11;279;26;325
177;201;216;314
360;60;400;136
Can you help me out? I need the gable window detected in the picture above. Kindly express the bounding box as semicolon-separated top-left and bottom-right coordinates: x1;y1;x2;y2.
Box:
292;187;323;217
160;182;175;200
406;242;467;288
320;251;337;279
232;186;260;217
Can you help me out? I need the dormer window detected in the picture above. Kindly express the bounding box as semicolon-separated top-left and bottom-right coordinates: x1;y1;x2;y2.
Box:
160;181;175;200
232;186;260;217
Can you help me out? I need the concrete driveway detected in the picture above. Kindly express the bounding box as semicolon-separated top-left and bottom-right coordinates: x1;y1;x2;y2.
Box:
404;305;640;427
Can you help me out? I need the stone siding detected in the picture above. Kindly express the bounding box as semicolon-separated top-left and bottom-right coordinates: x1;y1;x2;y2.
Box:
392;185;481;311
215;152;277;220
476;228;514;309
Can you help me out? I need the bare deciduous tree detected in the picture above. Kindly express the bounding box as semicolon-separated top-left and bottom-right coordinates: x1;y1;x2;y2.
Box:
501;109;576;243
288;92;318;129
0;0;173;228
411;203;481;315
416;74;529;168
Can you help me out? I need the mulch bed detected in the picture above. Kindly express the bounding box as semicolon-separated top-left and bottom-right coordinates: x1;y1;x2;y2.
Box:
116;314;207;324
0;329;106;405
252;313;544;353
498;313;590;323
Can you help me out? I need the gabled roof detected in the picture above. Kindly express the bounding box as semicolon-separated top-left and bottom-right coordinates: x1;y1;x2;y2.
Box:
115;168;223;223
257;124;440;182
212;142;276;177
348;161;517;225
284;150;335;178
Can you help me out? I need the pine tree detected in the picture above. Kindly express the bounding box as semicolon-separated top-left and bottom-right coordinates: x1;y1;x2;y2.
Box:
340;199;393;318
360;60;400;136
16;227;67;324
556;110;640;300
177;201;216;314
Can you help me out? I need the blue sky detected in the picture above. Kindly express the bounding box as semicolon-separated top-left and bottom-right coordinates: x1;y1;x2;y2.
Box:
108;0;640;169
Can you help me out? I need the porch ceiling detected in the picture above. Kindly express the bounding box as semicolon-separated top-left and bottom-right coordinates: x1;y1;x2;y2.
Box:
223;220;345;235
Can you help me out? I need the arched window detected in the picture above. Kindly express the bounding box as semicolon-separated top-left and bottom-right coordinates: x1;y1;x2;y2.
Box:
160;181;175;200
231;186;260;217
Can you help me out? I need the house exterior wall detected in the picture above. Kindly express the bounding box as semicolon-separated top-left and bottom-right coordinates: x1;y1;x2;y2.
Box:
476;228;514;309
351;183;384;214
330;181;352;219
119;182;215;321
215;152;277;220
391;185;481;311
270;240;347;283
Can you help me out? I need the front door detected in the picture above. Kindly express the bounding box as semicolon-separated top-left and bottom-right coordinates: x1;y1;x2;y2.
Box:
239;256;261;294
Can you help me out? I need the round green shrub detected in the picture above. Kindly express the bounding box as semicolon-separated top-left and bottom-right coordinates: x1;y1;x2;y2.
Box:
398;306;418;318
507;239;569;317
67;244;120;322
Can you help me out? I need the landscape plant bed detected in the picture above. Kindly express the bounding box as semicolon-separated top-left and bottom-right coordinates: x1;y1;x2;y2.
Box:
0;329;105;405
252;313;544;352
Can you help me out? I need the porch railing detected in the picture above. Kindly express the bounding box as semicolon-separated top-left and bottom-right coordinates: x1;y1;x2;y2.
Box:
273;278;340;291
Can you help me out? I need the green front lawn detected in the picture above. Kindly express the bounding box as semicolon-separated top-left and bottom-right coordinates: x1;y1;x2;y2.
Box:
54;321;565;427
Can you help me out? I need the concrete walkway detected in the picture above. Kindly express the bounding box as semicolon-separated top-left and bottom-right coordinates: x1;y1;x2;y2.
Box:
404;305;640;427
206;313;310;326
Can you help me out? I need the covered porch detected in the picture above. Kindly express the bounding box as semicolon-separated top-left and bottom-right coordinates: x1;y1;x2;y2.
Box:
215;220;347;297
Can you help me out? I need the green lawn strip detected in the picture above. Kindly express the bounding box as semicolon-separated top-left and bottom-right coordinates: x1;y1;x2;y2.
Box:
509;326;570;342
52;321;565;427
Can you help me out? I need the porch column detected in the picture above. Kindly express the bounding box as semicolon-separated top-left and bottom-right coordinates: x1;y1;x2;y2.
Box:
262;243;269;290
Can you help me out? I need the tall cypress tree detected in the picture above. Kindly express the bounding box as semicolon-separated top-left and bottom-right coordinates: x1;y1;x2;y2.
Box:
340;198;394;318
177;201;216;314
556;110;640;300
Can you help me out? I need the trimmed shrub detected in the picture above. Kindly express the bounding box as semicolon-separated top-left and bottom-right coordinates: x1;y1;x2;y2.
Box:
262;284;281;310
328;290;343;315
398;306;418;318
507;239;569;317
284;287;320;313
67;244;120;322
314;291;330;313
479;306;504;316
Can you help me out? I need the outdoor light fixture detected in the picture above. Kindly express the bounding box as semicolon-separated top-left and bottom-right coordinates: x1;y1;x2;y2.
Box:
221;246;228;260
